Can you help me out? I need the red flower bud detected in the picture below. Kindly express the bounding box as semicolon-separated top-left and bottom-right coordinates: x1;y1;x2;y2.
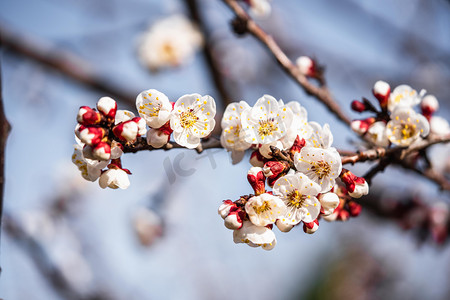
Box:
247;167;265;195
351;100;366;113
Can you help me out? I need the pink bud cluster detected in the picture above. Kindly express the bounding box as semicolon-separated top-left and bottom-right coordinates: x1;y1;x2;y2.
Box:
73;97;137;189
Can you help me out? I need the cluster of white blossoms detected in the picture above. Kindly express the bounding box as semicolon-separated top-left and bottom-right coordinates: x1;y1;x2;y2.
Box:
219;95;369;250
137;15;203;71
72;90;216;189
351;81;448;147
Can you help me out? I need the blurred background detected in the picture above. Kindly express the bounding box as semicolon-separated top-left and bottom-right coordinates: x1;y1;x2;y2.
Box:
1;0;450;299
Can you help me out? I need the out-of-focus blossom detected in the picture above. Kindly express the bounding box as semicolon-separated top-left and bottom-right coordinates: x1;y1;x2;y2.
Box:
137;15;203;71
388;84;425;112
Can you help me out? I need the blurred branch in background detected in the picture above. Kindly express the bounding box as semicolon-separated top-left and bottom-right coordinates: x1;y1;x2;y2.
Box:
3;214;112;300
221;0;351;126
0;26;136;108
185;0;234;107
0;56;12;274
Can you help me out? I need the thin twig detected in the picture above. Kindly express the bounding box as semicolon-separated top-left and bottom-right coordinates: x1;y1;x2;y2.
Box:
123;136;223;154
221;0;351;125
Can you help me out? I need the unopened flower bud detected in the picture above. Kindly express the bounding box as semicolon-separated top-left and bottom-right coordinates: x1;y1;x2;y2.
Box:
112;120;139;143
289;136;306;157
99;167;130;190
250;150;265;167
77;106;102;125
348;201;362;217
93;142;111;161
132;117;147;136
296;56;315;77
318;192;339;216
351;100;366;113
372;80;390;109
421;95;439;119
147;128;170;148
110;141;124;159
275;219;294;233
224;209;245;230
247;167;265;195
97;97;117;120
77;126;105;146
351;117;375;135
263;160;289;187
337;209;350;221
218;200;235;219
340;169;369;198
303;219;319;234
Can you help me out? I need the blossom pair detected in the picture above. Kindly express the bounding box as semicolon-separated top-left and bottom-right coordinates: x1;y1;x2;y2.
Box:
136;89;216;149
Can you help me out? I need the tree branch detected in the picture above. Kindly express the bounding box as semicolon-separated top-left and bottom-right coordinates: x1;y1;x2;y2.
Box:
0;57;12;274
221;0;351;126
0;26;136;108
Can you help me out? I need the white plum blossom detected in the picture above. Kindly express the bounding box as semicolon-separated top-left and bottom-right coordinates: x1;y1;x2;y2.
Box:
99;168;130;190
386;106;430;146
170;94;216;149
306;122;333;149
280;101;312;149
318;192;340;216
273;173;321;225
137;15;203;71
72;145;107;182
233;221;276;250
220;101;252;163
245;193;286;226
248;0;272;18
241;94;293;144
388;84;425;112
367;121;390;147
136;89;172;128
294;146;342;193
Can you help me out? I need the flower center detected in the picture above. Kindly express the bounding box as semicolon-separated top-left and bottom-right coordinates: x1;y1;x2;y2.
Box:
258;119;278;138
161;43;177;64
139;103;161;117
400;124;416;140
310;160;331;179
180;109;198;129
233;124;241;137
287;189;305;208
253;201;271;214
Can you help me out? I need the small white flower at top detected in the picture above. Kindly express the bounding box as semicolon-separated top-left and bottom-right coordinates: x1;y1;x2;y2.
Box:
248;0;272;18
170;93;216;149
220;101;252;163
241;94;293;144
294;146;342;193
386;106;430;146
388;84;425;112
136;89;172;128
245;193;286;226
273;173;321;225
137;15;203;71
